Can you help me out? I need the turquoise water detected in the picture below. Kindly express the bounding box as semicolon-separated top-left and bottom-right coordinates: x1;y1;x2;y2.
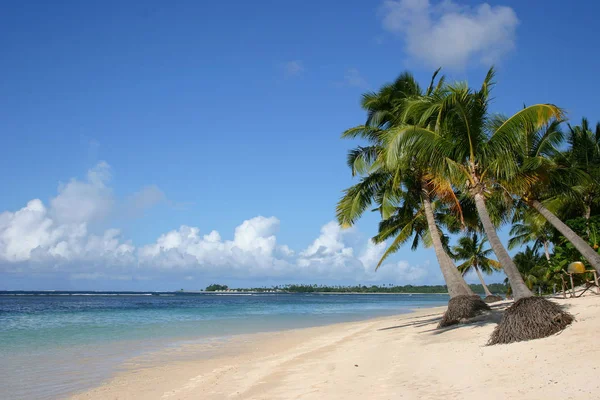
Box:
0;292;448;399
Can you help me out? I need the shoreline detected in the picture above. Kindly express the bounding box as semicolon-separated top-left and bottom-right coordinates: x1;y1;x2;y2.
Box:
2;294;450;399
71;295;600;399
310;291;450;295
68;305;446;399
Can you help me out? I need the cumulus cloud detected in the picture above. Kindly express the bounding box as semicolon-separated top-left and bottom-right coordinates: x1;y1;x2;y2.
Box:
135;218;428;283
137;217;289;278
0;198;134;267
358;240;427;282
50;161;114;224
0;165;431;284
301;221;349;258
379;0;518;69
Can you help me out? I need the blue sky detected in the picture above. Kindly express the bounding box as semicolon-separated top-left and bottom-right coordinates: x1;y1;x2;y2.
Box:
1;0;598;290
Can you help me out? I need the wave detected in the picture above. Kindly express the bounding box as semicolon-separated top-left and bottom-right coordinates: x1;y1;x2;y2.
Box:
0;292;154;296
213;293;254;296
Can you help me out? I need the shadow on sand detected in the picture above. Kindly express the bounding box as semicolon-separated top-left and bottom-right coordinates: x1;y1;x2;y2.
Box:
378;301;511;333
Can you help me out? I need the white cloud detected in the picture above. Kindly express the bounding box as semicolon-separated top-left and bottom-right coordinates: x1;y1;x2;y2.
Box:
283;60;304;77
0;199;57;262
379;0;518;69
359;240;387;271
0;162;140;268
50;161;114;224
276;244;294;257
358;240;427;282
137;217;289;277
0;198;134;266
0;165;432;284
301;221;348;258
70;272;132;281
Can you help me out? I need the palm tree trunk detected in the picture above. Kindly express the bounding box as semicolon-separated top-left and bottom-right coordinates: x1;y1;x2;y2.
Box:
422;195;473;298
474;267;493;296
543;241;551;262
473;193;533;300
531;200;600;274
584;200;591;237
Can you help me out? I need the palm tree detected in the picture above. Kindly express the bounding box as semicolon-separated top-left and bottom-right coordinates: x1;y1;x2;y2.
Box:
508;212;554;261
383;68;573;343
337;70;475;300
510;116;600;273
566;118;600;222
384;68;560;301
450;232;502;297
513;246;548;293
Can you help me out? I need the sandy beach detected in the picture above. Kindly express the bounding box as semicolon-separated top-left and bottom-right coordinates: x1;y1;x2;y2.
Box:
71;294;600;400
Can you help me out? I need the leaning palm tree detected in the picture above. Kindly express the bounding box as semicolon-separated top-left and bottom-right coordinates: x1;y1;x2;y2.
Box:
451;232;502;300
337;70;488;326
565;118;600;222
384;67;573;344
509;116;600;274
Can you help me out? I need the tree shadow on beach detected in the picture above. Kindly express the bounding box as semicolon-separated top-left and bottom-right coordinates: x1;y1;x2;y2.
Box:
379;302;511;333
378;316;444;330
425;309;504;335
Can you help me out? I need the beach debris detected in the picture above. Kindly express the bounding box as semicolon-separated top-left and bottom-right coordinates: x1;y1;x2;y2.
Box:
438;295;491;328
487;297;574;345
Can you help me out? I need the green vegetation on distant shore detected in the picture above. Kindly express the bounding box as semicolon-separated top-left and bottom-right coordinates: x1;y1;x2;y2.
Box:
205;284;229;291
204;283;506;294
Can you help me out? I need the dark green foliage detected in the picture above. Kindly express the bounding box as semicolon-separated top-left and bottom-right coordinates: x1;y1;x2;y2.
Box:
438;295;491;328
562;216;600;248
200;283;505;294
450;232;502;276
472;283;506;294
512;246;551;292
488;297;574;345
561;118;600;219
510;214;600;295
205;284;229;291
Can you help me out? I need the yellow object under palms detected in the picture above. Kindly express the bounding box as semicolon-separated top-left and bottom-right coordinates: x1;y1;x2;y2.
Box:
568;261;586;274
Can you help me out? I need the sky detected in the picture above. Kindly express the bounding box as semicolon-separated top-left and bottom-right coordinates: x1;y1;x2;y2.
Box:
1;0;599;291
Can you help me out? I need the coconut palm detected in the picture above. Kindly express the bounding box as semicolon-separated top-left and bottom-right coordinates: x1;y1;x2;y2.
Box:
384;68;560;301
508;212;555;261
450;232;502;297
370;174;463;268
513;246;548;293
338;71;493;327
337;70;476;301
566;118;600;221
383;68;573;344
369;183;433;267
509;116;600;273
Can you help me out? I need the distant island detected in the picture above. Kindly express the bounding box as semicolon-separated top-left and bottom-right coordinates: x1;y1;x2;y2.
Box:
203;283;507;295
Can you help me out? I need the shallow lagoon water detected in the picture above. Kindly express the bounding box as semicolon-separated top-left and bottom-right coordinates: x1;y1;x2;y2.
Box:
0;292;449;399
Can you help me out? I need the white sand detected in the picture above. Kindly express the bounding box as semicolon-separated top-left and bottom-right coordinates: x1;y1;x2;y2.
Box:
72;295;600;399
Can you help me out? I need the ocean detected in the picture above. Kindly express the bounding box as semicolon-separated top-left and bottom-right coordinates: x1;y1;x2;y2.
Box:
0;292;449;399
